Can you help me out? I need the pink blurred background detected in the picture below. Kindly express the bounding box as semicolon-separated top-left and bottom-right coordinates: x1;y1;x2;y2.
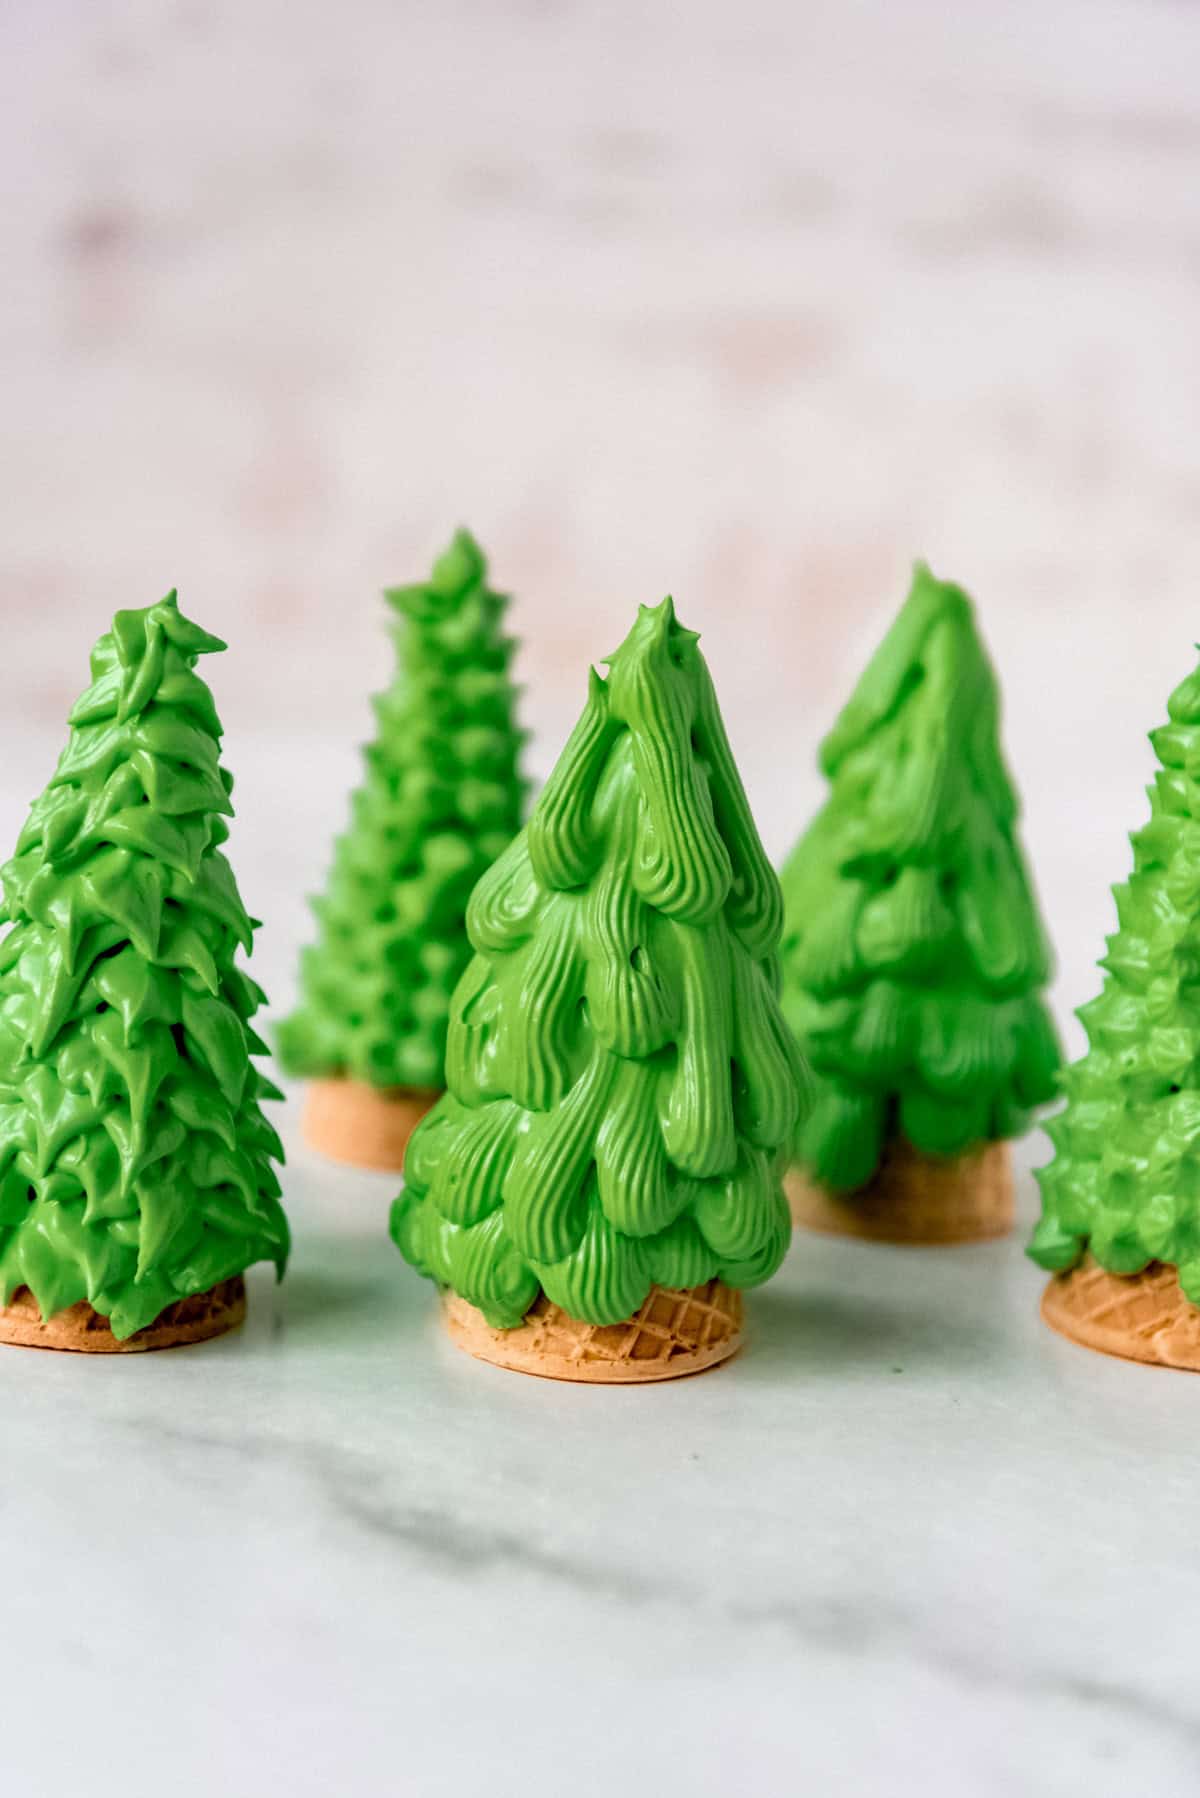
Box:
4;0;1200;1051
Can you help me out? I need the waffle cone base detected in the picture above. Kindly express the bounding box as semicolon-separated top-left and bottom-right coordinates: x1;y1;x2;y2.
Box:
0;1277;246;1354
1041;1257;1200;1370
787;1139;1014;1244
443;1279;744;1383
303;1077;441;1171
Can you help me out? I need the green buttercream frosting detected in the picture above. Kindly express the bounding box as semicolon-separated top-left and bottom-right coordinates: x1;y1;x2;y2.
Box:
391;597;809;1328
278;531;526;1091
1031;653;1200;1299
779;564;1060;1192
0;591;288;1338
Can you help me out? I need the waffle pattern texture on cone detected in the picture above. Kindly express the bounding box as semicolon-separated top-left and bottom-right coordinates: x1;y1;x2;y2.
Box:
1041;1256;1200;1370
0;1277;245;1353
787;1138;1013;1243
443;1279;743;1383
303;1078;440;1172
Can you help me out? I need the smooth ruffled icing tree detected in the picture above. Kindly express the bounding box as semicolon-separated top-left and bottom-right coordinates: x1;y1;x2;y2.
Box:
279;530;526;1167
0;592;287;1344
1031;654;1200;1366
392;597;807;1378
779;565;1059;1236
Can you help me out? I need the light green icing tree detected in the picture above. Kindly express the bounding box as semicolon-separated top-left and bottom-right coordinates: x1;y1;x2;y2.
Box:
278;531;526;1091
779;564;1060;1192
0;593;288;1338
391;598;808;1328
1031;655;1200;1297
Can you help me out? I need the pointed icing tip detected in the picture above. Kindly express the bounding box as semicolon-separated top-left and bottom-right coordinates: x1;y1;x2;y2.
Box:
906;559;941;599
604;594;706;672
157;591;227;657
1166;656;1200;724
384;529;487;616
906;560;973;620
431;528;486;597
638;595;678;649
656;595;703;661
658;595;701;640
817;561;986;777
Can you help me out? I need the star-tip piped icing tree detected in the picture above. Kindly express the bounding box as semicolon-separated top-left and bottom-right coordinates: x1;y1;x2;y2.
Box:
0;591;288;1351
278;531;527;1170
1032;651;1200;1370
779;564;1060;1243
391;596;809;1382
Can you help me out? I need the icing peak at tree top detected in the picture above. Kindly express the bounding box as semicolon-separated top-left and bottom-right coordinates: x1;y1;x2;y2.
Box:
1163;656;1200;726
529;595;782;958
818;563;1016;835
385;528;492;628
817;563;964;767
77;589;227;726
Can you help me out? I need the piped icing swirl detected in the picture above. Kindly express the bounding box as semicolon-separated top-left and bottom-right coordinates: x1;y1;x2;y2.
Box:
780;564;1060;1192
0;591;288;1338
279;530;527;1091
1031;656;1200;1296
391;597;808;1328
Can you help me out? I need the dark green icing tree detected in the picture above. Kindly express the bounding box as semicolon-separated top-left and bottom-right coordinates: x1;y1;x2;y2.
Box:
0;592;288;1339
779;564;1060;1192
1031;656;1200;1298
279;531;526;1092
391;598;807;1328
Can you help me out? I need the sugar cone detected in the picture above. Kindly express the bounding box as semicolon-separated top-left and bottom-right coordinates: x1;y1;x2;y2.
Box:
787;1138;1014;1244
1041;1256;1200;1370
303;1077;440;1171
443;1279;743;1383
0;1277;246;1354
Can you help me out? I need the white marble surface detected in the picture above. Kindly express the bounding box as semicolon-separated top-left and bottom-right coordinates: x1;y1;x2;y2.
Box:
4;1130;1200;1798
5;0;1200;1791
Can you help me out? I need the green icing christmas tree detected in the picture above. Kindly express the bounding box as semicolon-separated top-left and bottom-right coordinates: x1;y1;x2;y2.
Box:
0;593;288;1338
279;531;526;1092
1031;654;1200;1299
779;564;1060;1191
391;598;808;1329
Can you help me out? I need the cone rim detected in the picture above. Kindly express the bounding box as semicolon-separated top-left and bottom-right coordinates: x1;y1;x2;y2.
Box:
1041;1255;1200;1371
0;1277;246;1354
302;1076;442;1171
442;1279;744;1384
787;1139;1014;1244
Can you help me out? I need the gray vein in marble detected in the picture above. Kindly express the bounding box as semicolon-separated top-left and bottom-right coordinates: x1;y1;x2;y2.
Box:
734;1596;1200;1763
105;1407;1200;1771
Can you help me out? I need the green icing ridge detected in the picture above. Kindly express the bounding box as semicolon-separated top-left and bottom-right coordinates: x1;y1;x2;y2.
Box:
1031;653;1200;1299
391;597;809;1328
0;591;288;1339
779;563;1060;1192
278;531;527;1090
